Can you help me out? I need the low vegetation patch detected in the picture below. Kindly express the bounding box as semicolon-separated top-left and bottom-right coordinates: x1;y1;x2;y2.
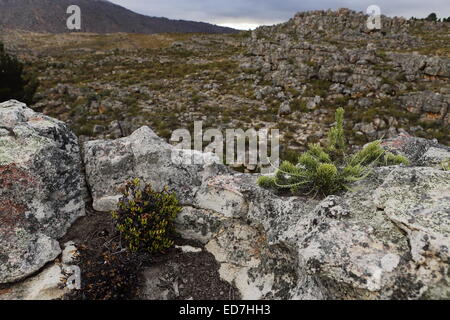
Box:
258;108;409;196
0;41;38;104
112;178;181;253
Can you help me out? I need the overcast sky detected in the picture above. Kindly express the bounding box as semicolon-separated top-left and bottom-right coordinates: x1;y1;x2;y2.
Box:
108;0;450;30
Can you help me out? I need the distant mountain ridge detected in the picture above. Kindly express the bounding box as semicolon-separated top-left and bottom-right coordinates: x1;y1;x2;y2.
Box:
0;0;237;34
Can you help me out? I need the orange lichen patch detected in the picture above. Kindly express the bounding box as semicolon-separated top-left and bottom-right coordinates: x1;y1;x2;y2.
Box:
381;133;412;149
0;288;11;296
423;75;439;81
28;116;45;122
98;105;108;114
424;113;442;121
419;113;443;123
251;234;267;257
0;164;37;189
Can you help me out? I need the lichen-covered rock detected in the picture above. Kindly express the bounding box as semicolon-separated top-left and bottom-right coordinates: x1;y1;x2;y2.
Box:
389;53;450;79
298;219;405;296
399;91;449;123
175;207;228;244
0;242;80;300
374;167;450;298
0;100;86;284
381;133;450;166
83;126;227;211
189;141;450;299
0;264;68;300
205;222;298;300
296;166;450;299
278;101;291;116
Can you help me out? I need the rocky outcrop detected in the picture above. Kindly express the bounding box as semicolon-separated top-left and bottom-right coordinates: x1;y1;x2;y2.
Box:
0;242;80;300
239;9;450;148
381;133;450;166
389;53;450;80
298;166;450;299
1;102;449;299
83;126;226;211
84;124;450;300
12;8;448;156
0;100;86;284
399;91;449;123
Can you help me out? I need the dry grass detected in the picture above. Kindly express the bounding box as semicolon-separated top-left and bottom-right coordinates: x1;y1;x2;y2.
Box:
1;29;198;54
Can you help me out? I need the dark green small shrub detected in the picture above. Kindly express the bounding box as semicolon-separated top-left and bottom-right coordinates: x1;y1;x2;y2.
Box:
258;108;409;196
290;98;309;112
112;178;181;253
425;13;437;22
0;42;38;104
191;92;202;105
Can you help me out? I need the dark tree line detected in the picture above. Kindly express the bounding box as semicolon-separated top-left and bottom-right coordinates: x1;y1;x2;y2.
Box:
410;13;450;22
0;42;38;104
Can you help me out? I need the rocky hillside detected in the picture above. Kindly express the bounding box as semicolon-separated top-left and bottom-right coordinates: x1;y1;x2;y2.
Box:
1;100;449;300
241;9;450;149
0;0;236;34
0;9;447;170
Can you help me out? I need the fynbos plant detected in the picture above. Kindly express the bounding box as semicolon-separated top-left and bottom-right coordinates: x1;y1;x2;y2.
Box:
258;108;409;196
112;178;181;253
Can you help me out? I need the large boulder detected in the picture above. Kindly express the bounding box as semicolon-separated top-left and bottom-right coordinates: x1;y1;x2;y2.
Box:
0;100;86;284
83;126;226;211
381;133;450;166
192;165;450;299
389;53;450;79
297;166;450;299
0;242;80;300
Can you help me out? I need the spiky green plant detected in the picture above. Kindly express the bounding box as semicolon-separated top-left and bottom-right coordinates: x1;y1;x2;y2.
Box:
327;107;346;156
258;108;409;196
112;178;181;253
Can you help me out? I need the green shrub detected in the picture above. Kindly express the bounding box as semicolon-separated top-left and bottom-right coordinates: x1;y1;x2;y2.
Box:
112;178;181;253
258;108;409;196
327;107;346;156
0;42;38;104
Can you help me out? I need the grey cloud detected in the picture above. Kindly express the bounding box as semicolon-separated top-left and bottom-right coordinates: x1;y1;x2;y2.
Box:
108;0;450;27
